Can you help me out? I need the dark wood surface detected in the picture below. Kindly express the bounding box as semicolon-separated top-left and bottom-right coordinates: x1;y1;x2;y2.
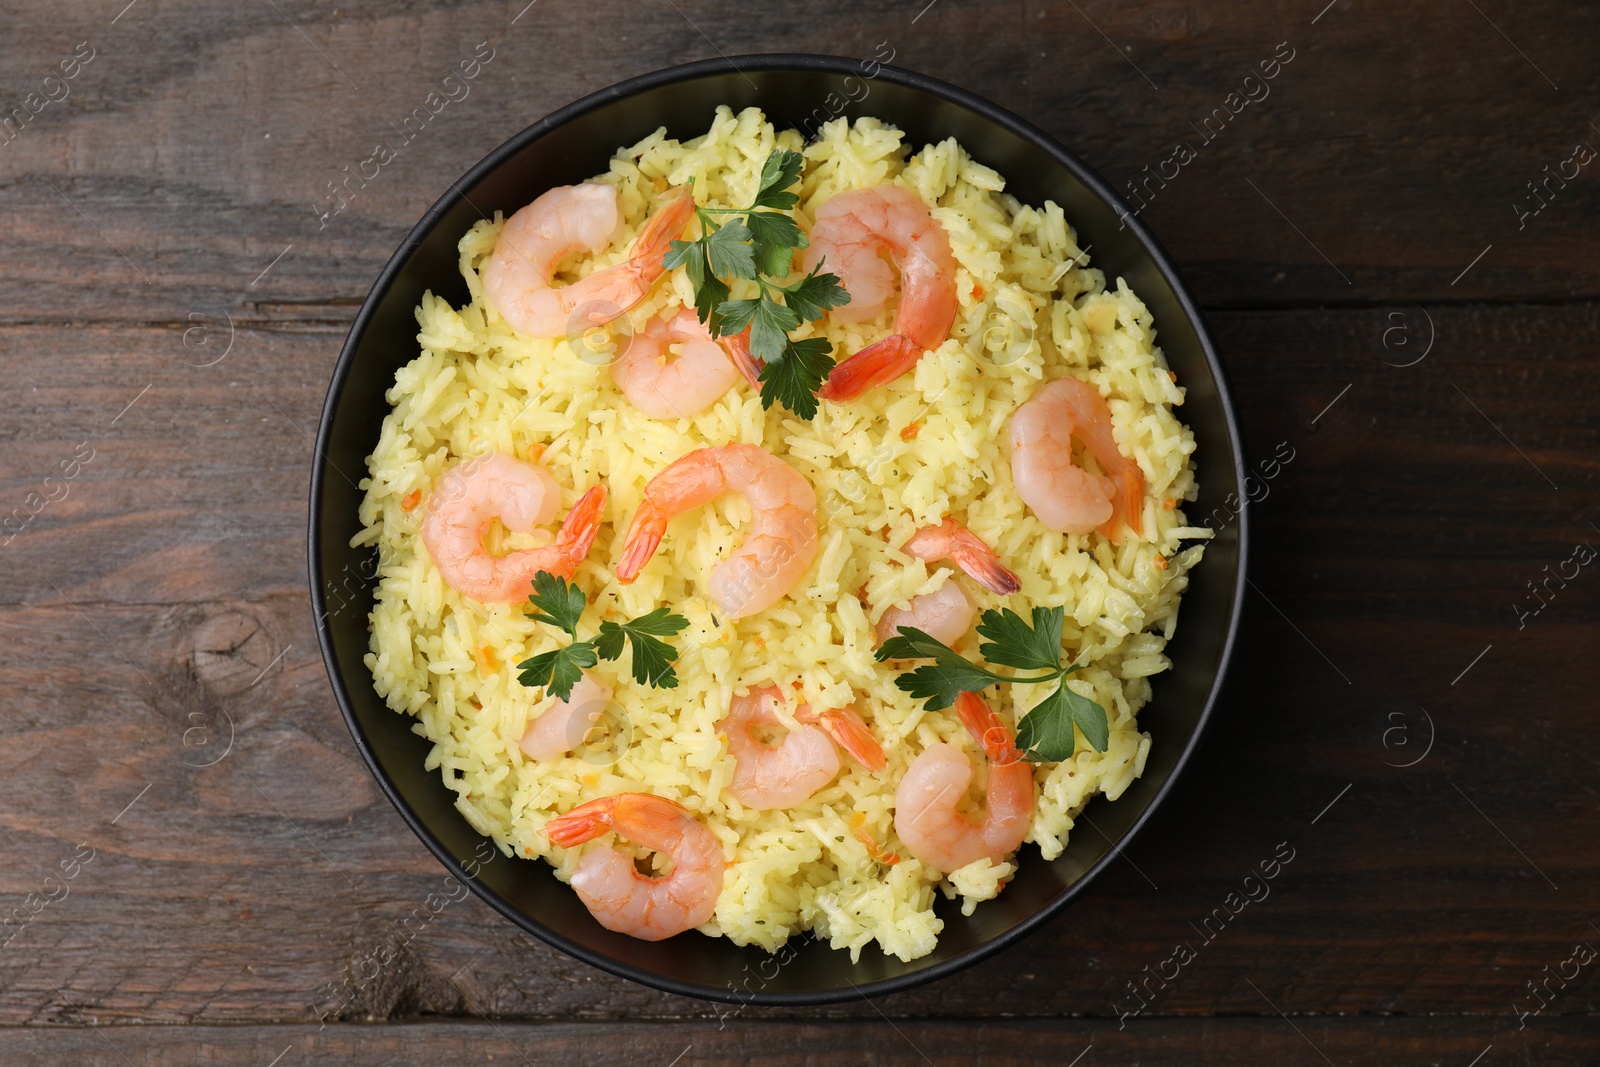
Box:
2;0;1597;1062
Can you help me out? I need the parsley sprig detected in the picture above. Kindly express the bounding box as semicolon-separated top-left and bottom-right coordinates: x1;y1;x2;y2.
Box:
876;606;1110;762
515;571;689;701
662;149;851;419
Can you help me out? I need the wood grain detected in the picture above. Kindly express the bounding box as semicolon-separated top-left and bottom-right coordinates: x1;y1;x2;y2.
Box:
2;1018;1597;1066
0;0;1596;325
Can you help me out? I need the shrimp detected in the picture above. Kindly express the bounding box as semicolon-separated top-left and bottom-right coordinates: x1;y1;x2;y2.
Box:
520;671;613;761
610;309;760;419
800;186;958;402
894;691;1034;874
544;793;724;941
419;452;606;603
876;521;1014;646
902;519;1021;595
802;704;889;773
876;577;976;646
615;444;818;620
715;325;765;390
482;184;694;338
722;687;839;810
722;687;886;809
1009;376;1146;540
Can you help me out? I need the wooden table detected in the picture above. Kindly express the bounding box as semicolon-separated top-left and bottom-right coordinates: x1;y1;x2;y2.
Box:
4;0;1597;1062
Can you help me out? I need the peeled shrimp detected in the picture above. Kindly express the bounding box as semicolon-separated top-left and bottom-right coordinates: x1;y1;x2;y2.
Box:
903;519;1021;595
611;309;760;419
520;671;612;761
876;577;976;646
894;691;1034;874
722;687;886;810
876;521;1015;645
800;186;958;401
483;184;693;338
615;444;818;619
1009;376;1146;539
419;452;606;603
544;793;724;941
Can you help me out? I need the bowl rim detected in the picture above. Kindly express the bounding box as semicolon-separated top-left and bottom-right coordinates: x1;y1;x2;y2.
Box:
309;51;1248;1006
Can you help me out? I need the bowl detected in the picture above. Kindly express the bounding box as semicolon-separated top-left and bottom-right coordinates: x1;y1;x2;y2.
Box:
309;53;1247;1005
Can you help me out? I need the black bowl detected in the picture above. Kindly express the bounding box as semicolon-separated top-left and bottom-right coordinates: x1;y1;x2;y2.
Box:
309;53;1247;1005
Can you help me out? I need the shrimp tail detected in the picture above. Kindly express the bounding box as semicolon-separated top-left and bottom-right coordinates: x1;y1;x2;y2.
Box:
547;484;608;577
716;326;764;390
629;189;696;284
813;707;888;772
818;334;922;402
615;501;670;583
1091;466;1146;541
545;796;618;848
954;691;1022;765
947;529;1022;596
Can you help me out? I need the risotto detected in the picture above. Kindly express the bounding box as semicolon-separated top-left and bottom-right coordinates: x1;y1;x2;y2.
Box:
353;106;1207;962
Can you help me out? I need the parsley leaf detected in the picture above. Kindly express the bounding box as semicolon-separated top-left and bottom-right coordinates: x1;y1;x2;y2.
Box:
877;605;1108;763
758;337;836;420
704;221;756;280
695;276;731;331
781;265;851;323
713;297;762;337
526;571;586;638
1014;681;1109;761
876;626;1001;710
877;625;967;663
1070;689;1110;752
658;150;849;418
753;149;804;210
515;639;598;703
516;571;687;702
745;209;805;276
662;237;701;274
595;607;690;689
665;240;728;330
748;299;803;364
976;606;1064;672
890;661;1002;711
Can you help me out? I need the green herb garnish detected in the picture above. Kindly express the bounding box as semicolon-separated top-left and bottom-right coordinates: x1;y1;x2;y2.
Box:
875;606;1109;762
594;608;689;689
662;149;851;418
516;571;689;701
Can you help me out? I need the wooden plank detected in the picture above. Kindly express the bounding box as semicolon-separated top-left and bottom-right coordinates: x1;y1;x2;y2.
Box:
0;0;1596;322
0;1017;1593;1066
0;322;327;606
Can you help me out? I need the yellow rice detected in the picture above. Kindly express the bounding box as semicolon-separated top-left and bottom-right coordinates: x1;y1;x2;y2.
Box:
353;106;1207;962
